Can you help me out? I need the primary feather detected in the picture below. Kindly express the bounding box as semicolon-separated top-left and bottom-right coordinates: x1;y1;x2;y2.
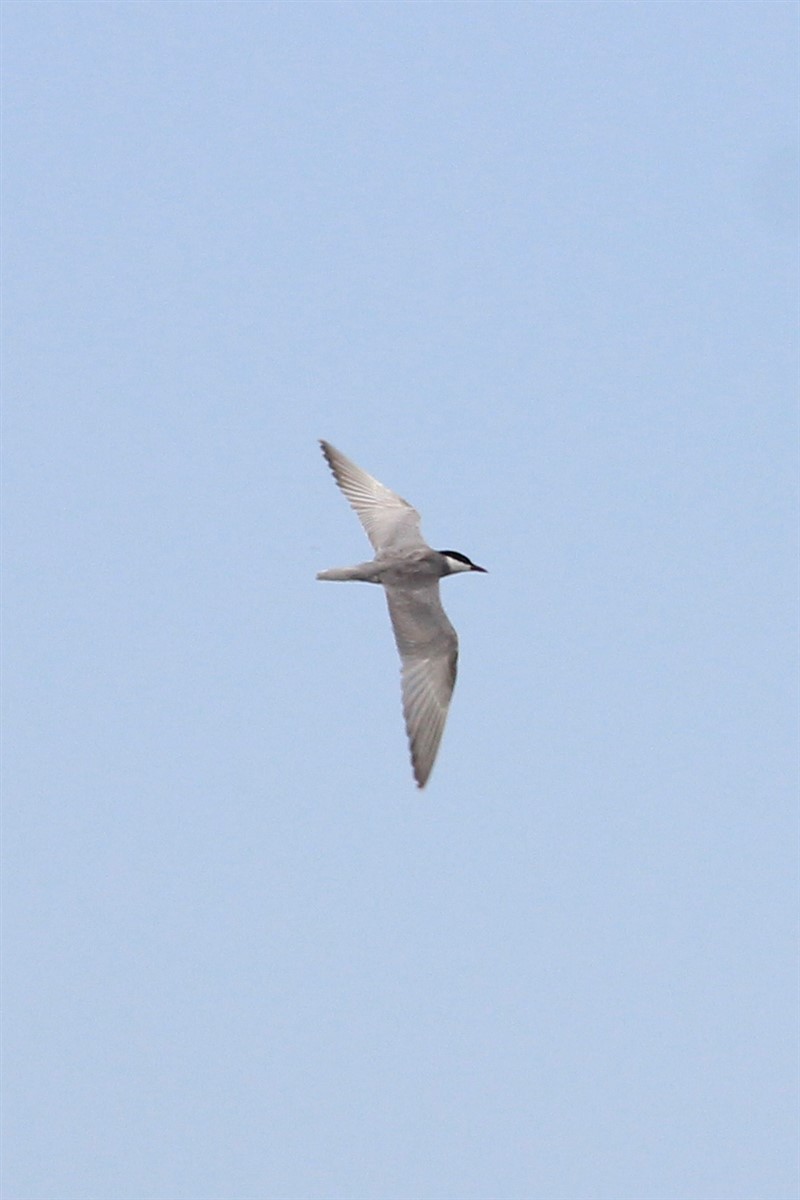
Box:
319;440;425;552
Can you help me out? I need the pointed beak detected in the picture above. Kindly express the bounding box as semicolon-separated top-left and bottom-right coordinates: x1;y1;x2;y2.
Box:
471;564;488;573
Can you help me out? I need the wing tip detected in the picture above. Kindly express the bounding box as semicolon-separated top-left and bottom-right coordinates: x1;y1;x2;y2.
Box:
319;439;343;485
411;748;434;789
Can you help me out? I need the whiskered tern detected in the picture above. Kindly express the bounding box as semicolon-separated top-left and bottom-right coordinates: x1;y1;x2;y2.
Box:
317;440;485;788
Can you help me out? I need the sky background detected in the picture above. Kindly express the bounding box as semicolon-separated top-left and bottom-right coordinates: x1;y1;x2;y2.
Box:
3;4;798;1199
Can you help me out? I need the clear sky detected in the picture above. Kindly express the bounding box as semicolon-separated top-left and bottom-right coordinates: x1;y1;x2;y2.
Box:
3;4;797;1199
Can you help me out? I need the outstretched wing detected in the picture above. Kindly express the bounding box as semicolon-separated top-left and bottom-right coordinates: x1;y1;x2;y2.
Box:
384;582;459;788
320;440;426;553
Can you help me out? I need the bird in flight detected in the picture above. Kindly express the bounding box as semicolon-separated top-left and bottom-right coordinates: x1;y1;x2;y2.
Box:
317;440;486;788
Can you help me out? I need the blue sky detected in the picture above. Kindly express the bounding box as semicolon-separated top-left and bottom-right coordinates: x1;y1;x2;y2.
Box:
3;4;797;1199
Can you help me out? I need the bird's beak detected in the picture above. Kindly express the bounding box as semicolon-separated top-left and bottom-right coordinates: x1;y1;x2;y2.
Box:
471;564;488;573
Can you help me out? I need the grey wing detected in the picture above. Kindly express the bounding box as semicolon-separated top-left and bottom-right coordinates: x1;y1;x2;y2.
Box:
385;583;459;788
320;440;426;552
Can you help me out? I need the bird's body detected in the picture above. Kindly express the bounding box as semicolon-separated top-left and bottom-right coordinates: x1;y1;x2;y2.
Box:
316;440;485;788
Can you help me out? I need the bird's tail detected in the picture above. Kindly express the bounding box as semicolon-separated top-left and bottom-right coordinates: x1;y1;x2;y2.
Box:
316;562;382;582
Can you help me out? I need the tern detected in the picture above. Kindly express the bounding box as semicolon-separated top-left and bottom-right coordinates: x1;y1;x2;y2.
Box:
317;440;486;788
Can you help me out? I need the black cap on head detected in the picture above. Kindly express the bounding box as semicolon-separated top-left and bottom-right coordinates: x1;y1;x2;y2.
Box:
439;550;487;572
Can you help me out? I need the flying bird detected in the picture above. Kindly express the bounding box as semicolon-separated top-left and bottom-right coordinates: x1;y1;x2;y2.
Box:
317;440;486;788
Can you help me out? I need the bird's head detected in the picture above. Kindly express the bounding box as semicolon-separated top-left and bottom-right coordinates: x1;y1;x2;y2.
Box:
439;550;487;575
